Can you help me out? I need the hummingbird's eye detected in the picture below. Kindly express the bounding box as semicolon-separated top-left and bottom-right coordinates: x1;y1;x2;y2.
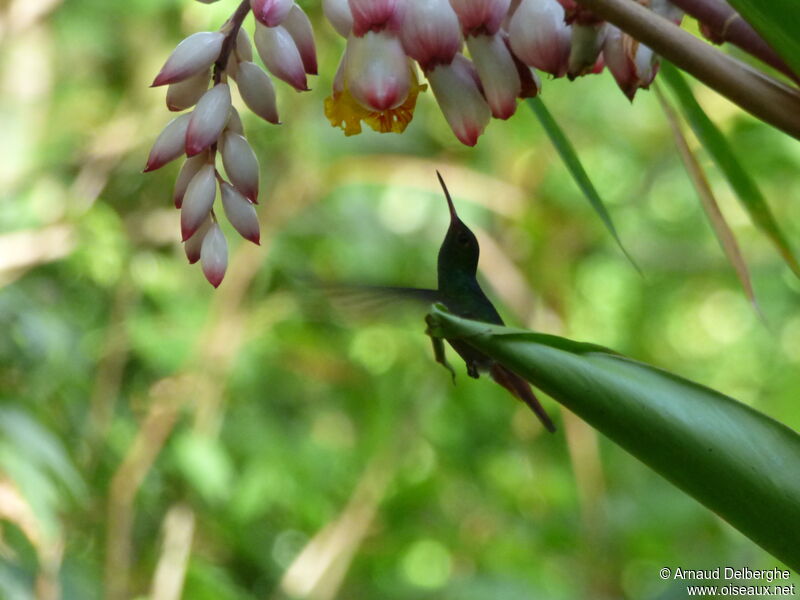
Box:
458;233;470;245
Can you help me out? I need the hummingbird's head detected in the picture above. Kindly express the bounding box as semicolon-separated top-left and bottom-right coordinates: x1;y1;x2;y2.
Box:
436;171;480;277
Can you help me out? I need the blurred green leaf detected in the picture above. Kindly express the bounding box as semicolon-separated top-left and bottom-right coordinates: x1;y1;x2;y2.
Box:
724;0;800;77
660;62;800;277
654;84;759;313
427;305;800;570
526;97;637;271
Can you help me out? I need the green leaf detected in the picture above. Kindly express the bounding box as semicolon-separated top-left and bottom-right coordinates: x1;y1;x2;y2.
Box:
426;305;800;570
724;0;800;78
660;62;800;277
526;97;638;272
654;84;761;316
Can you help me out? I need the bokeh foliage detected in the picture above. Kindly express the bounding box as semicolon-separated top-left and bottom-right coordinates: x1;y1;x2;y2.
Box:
0;0;799;599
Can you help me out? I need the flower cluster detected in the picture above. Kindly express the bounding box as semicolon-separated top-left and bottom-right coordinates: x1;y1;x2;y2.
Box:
323;0;682;144
145;0;680;286
145;0;317;287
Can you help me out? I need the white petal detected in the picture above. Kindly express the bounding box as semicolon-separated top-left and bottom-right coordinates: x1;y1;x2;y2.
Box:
254;23;308;91
152;31;225;87
221;182;260;244
221;131;260;203
427;54;490;146
226;107;245;135
508;0;571;77
323;0;353;37
173;153;208;208
345;31;410;111
181;164;217;240
466;33;520;119
348;0;403;36
235;61;280;124
235;26;253;62
449;0;511;35
144;113;191;172
251;0;294;27
283;4;318;75
399;0;462;70
184;216;212;264
166;68;210;111
186;83;232;156
201;223;228;287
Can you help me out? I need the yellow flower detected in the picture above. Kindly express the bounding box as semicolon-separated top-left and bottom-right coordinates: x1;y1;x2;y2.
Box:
324;68;427;136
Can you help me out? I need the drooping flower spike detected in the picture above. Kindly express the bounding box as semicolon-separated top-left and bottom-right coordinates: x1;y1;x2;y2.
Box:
146;0;681;285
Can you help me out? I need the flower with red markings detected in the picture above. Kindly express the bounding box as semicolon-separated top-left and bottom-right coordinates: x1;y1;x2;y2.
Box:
181;163;216;241
348;0;404;36
152;31;225;87
200;223;228;288
184;217;212;264
221;131;260;203
235;61;280;124
603;25;657;100
173;153;208;209
143;113;191;172
508;0;572;78
221;182;261;245
345;30;410;111
250;0;293;27
254;22;309;90
449;0;510;36
427;53;490;146
186;83;232;157
466;32;520;119
282;4;318;75
399;0;462;72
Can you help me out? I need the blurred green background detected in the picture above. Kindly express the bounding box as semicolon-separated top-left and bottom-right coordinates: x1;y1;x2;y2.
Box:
1;0;799;598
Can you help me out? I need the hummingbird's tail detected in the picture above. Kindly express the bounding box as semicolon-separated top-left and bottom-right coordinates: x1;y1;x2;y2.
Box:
490;364;557;433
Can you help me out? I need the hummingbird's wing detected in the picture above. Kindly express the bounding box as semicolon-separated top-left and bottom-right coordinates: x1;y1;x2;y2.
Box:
309;281;441;321
489;363;557;433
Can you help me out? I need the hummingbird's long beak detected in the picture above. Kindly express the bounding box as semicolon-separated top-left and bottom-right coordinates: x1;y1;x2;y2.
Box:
436;170;458;222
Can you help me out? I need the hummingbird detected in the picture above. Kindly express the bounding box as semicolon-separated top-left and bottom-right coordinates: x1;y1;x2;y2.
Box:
329;172;556;433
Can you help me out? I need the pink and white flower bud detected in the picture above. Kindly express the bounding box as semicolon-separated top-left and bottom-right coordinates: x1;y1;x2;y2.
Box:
399;0;461;71
348;0;404;36
226;107;245;135
185;83;232;156
283;4;318;75
181;164;217;241
324;0;353;37
221;182;261;244
427;53;490;146
221;131;260;203
235;61;280;123
152;31;225;87
345;30;410;111
449;0;510;36
251;0;293;27
166;68;210;111
508;0;571;77
236;27;253;62
603;25;656;100
254;23;309;91
567;23;607;79
143;113;191;172
173;153;207;208
201;223;228;287
466;33;520;119
184;217;212;264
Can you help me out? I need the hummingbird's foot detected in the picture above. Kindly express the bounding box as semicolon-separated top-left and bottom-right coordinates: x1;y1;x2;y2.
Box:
429;334;456;384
